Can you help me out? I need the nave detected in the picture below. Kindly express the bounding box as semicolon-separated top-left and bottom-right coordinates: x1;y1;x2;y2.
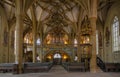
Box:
0;0;120;75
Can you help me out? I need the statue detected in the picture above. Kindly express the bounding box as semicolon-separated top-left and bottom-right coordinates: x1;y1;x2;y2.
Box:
99;32;102;47
105;27;110;45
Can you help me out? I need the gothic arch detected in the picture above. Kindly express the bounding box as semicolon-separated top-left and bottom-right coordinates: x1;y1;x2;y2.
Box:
0;5;9;63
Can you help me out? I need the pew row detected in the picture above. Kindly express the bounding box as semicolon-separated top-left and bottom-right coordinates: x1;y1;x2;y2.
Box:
0;63;14;73
62;62;86;72
23;62;53;73
0;62;53;73
105;63;120;72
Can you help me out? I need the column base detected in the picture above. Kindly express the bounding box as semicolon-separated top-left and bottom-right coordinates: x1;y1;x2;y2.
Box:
90;68;97;73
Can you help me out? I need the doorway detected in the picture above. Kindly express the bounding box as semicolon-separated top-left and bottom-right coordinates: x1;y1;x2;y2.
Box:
53;53;62;65
45;51;70;64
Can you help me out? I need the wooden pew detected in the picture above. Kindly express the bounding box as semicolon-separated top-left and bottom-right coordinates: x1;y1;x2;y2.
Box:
105;63;120;72
116;63;120;72
97;57;120;72
0;63;14;73
23;62;53;73
62;62;86;72
105;63;115;72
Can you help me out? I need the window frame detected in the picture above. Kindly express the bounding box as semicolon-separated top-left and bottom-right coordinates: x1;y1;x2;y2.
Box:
112;16;120;52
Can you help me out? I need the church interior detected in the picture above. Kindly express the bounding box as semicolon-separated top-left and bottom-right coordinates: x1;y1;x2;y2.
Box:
0;0;120;76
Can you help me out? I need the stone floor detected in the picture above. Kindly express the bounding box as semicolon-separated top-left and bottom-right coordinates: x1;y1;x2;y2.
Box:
0;65;120;77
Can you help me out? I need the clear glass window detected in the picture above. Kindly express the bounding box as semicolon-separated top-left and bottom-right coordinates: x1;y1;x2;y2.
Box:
112;16;119;52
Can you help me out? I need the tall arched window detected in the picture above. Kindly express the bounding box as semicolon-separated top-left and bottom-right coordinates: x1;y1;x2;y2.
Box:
112;16;119;52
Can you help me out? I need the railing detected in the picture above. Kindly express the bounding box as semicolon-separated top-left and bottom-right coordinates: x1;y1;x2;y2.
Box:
96;56;105;71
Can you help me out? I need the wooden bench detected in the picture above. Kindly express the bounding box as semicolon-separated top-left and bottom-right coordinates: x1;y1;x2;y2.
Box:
116;63;120;72
105;63;120;72
62;62;86;72
0;63;14;73
23;62;53;73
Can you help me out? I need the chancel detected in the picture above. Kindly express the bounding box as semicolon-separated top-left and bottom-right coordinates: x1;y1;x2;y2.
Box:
0;0;120;76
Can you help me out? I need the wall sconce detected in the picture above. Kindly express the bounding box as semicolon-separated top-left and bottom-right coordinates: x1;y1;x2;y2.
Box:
63;55;67;59
47;55;52;60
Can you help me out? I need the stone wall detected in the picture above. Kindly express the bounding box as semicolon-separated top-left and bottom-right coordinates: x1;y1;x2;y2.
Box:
0;5;15;63
103;2;120;63
97;19;104;61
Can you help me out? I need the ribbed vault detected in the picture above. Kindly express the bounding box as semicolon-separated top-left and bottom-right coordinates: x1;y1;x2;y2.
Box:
0;0;119;41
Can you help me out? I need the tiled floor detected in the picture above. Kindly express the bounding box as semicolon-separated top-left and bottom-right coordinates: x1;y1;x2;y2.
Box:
0;65;120;77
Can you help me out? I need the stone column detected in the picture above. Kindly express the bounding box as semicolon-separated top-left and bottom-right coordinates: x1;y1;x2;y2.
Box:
32;20;37;63
89;0;97;73
15;0;23;73
31;5;37;63
90;17;97;73
39;48;42;62
8;29;10;63
72;47;75;62
71;34;75;62
41;30;45;62
77;34;81;62
39;37;43;63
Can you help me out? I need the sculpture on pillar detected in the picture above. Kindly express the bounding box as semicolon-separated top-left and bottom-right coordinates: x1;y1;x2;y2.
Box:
105;27;110;45
3;28;8;46
98;31;102;47
11;31;14;48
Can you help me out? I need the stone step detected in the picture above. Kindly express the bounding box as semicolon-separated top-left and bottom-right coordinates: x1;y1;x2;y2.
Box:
49;65;67;73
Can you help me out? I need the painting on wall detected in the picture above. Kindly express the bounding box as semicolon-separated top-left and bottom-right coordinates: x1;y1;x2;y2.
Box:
3;28;8;46
105;27;110;46
99;32;102;48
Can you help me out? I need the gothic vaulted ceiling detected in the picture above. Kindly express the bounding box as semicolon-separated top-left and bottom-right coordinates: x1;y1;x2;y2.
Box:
0;0;120;37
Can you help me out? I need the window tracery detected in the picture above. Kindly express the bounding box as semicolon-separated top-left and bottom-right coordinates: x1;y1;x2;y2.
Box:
112;16;119;52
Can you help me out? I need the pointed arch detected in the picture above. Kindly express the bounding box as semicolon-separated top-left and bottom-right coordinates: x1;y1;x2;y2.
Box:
112;16;120;52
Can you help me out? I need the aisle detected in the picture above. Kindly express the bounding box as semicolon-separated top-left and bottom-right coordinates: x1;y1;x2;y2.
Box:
49;65;67;73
